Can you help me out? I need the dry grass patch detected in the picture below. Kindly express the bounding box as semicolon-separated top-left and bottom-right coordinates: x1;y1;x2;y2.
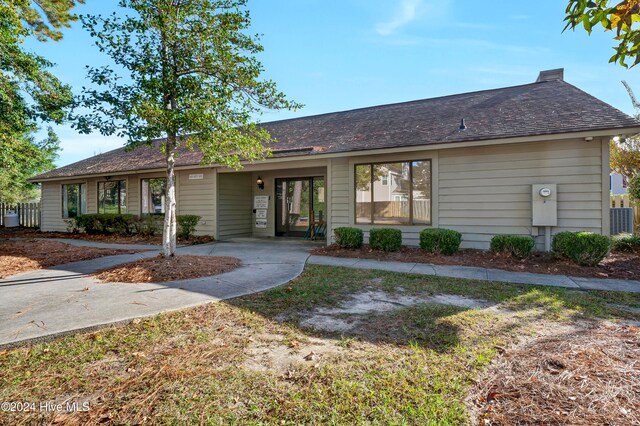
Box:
93;255;240;283
0;239;143;279
2;266;640;425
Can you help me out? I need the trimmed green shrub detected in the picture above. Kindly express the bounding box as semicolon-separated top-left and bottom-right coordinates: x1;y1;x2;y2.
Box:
611;233;640;252
552;231;610;266
551;231;576;259
490;235;535;259
73;214;135;235
419;228;462;255
334;227;364;249
177;215;201;240
369;228;402;252
131;214;163;237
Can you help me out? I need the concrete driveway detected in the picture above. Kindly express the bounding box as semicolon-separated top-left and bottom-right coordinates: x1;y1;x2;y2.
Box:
0;238;319;348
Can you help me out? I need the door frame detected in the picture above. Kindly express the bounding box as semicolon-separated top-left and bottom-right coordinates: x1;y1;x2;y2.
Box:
275;176;324;237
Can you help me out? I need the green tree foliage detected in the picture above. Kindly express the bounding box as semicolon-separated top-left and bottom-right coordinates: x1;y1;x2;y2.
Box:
74;0;301;256
0;0;80;202
565;0;640;67
611;81;640;179
0;129;59;203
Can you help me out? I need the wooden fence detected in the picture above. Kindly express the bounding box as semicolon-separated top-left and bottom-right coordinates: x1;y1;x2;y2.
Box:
355;200;431;223
0;203;41;228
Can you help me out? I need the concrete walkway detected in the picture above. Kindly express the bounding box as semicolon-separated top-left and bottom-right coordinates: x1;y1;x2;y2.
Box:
307;255;640;293
0;238;319;348
2;236;639;348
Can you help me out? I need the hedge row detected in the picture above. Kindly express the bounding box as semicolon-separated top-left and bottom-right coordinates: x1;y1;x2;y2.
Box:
334;227;463;255
66;213;202;240
333;227;613;266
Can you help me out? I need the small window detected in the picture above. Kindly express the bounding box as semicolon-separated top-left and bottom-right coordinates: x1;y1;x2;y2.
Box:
98;180;127;214
62;183;87;218
141;178;167;214
381;174;388;186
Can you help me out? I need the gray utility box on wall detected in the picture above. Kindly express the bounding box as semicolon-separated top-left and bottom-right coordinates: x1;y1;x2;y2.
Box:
532;184;557;227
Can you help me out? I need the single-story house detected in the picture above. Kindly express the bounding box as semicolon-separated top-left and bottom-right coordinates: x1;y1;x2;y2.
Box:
31;69;640;250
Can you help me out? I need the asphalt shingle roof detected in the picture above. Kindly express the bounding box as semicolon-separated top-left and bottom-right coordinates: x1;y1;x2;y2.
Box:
32;78;640;181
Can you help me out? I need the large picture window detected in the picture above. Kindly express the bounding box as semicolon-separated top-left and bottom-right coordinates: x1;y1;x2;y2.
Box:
98;180;127;214
62;183;87;218
141;178;167;214
355;160;431;225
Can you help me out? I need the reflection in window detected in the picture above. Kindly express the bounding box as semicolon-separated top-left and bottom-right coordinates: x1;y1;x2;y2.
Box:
411;161;431;224
62;183;86;218
98;180;127;214
355;160;431;225
141;178;167;214
355;164;371;224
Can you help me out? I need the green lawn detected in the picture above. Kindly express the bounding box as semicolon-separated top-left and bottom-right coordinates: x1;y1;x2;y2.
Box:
1;265;639;425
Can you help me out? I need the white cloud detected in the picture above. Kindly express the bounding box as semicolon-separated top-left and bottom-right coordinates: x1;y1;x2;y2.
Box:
375;0;424;36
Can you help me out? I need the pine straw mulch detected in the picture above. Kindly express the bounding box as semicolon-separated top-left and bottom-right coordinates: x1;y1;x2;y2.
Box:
470;322;640;426
0;227;215;246
93;255;240;283
0;239;144;279
312;245;640;281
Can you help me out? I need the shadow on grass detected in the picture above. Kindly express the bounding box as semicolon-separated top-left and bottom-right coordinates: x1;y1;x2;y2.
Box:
226;265;640;353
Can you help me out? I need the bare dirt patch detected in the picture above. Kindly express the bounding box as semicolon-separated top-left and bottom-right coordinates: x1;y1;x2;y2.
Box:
93;255;240;283
0;227;214;246
295;287;493;333
312;244;640;280
470;323;640;426
0;239;144;279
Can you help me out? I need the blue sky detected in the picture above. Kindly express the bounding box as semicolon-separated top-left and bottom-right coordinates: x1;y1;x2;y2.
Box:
27;0;640;167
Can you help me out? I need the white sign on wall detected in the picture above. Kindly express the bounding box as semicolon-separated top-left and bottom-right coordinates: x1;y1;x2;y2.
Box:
255;209;267;219
254;195;269;209
255;219;267;228
188;173;204;180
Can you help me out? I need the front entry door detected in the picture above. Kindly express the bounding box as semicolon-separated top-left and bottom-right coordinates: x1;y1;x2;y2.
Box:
275;177;325;237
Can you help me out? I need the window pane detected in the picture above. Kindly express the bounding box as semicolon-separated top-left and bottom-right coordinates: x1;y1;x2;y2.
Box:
64;184;79;218
99;181;119;214
119;181;127;213
412;161;431;224
142;178;166;214
373;162;410;224
355;165;371;224
80;183;87;215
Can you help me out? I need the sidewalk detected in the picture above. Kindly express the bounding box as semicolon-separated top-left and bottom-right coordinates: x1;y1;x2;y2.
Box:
0;238;315;348
306;255;640;293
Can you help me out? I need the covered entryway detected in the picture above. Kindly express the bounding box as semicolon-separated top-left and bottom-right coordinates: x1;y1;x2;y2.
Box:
216;165;328;241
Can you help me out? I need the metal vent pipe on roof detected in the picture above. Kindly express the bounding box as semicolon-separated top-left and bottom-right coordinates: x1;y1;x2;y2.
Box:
459;118;467;130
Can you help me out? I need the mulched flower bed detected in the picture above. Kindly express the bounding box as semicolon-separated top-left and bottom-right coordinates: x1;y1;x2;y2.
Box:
0;240;144;279
311;245;640;280
0;227;214;246
93;255;240;283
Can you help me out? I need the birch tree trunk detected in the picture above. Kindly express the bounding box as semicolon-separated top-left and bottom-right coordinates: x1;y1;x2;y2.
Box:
163;138;177;256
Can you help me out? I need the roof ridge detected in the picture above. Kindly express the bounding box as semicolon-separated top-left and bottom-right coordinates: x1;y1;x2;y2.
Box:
259;81;550;125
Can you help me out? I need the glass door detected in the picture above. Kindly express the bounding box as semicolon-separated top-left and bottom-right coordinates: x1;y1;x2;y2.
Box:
275;177;325;237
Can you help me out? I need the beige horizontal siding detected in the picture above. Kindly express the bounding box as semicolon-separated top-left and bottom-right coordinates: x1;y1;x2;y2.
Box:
177;169;215;236
439;138;604;249
217;172;252;239
329;158;350;243
40;182;65;232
